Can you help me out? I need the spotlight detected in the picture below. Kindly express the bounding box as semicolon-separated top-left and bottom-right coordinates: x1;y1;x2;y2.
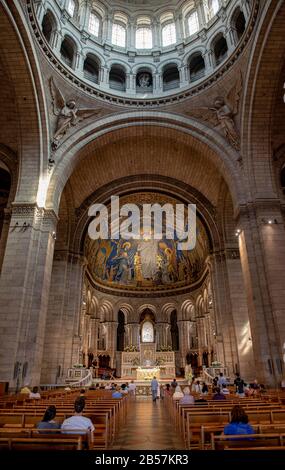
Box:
235;229;241;237
268;220;273;224
52;231;56;240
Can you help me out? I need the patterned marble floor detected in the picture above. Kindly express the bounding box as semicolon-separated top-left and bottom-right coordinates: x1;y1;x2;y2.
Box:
112;397;185;450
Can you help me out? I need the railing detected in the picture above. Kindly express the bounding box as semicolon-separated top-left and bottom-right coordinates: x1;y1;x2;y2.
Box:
202;367;215;385
70;368;93;388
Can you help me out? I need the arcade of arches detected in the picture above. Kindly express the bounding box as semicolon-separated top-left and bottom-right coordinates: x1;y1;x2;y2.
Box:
0;0;285;391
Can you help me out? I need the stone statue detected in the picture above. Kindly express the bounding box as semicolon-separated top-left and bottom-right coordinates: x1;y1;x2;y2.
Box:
138;73;151;88
185;363;193;385
49;77;101;150
185;72;243;150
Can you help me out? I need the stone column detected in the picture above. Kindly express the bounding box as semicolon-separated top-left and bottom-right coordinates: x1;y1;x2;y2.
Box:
41;252;87;384
90;317;99;355
237;203;285;386
196;0;207;28
105;321;118;368
241;0;251;20
0;204;57;389
208;253;239;376
174;13;183;43
35;0;46;25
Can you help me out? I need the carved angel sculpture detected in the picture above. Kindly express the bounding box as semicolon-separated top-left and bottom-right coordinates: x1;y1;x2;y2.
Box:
186;73;243;150
49;77;101;150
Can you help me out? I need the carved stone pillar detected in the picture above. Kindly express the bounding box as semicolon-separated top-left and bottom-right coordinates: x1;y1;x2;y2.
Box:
105;322;118;368
237;203;285;385
41;252;87;383
208;253;239;376
0;204;58;388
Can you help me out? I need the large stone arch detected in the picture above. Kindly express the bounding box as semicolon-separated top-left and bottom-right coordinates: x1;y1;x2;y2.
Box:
0;1;49;204
241;0;285;199
46;113;246;213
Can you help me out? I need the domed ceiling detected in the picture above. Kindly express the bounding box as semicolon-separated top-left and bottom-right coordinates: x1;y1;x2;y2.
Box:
84;192;210;296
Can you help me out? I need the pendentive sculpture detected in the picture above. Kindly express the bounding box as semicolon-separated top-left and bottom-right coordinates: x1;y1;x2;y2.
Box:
49;77;101;151
185;72;243;150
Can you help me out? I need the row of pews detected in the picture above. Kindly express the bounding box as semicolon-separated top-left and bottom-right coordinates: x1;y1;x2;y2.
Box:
0;388;128;451
164;390;285;450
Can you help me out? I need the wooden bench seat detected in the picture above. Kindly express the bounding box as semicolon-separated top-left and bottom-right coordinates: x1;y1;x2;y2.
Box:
211;433;285;450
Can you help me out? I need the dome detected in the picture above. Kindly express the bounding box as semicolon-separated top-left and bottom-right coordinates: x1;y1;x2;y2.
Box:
84;192;210;296
31;0;255;105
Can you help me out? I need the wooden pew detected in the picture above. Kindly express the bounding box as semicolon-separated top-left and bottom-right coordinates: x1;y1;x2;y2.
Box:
211;433;285;450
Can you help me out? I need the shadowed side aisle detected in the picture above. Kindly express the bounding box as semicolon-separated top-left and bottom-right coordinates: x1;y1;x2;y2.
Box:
112;398;185;450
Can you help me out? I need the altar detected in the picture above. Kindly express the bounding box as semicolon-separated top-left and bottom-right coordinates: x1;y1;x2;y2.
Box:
136;367;160;380
117;342;176;379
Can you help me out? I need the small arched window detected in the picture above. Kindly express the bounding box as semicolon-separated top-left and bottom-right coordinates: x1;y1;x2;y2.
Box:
162;23;176;47
66;0;75;17
41;11;56;45
136;27;152;49
189;53;205;82
88;12;100;37
163;64;180;91
213;34;228;66
188;11;199;36
83;54;99;83
112;23;126;47
232;8;246;41
60;36;76;68
109;64;126;91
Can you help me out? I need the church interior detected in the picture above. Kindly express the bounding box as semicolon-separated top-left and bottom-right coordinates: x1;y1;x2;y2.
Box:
0;0;285;453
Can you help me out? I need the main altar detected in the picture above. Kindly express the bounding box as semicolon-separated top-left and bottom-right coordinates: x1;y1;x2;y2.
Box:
117;342;176;380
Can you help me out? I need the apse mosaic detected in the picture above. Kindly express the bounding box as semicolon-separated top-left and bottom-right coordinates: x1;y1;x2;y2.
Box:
85;193;210;293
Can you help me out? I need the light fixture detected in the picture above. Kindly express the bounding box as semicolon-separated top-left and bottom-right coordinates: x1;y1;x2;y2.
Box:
261;218;278;225
52;231;56;240
235;229;241;237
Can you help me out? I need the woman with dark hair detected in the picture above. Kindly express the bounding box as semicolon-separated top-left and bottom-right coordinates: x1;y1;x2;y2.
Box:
37;405;61;430
224;405;254;435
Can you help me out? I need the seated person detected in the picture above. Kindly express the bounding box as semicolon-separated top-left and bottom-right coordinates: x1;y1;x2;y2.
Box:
179;386;194;405
79;389;86;397
120;384;128;395
213;387;226;400
164;384;171;396
112;386;123;398
201;382;209;395
61;397;94;443
29;386;41;399
20;383;31;394
37;405;61;432
221;385;230;395
224;405;254;435
172;385;184;400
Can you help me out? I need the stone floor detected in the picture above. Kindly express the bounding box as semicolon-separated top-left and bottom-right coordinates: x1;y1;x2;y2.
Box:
112;397;185;450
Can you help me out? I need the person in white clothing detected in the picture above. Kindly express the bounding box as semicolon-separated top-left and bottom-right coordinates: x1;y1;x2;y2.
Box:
128;380;136;397
29;386;41;399
172;385;184;400
61;398;94;443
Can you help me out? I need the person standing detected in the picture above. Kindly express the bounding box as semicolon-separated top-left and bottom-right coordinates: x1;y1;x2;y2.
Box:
151;376;158;402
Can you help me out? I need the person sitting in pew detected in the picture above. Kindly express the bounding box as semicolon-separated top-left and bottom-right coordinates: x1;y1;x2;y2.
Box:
37;405;61;432
213;387;226;400
61;397;94;443
179;386;195;405
20;383;31;394
172;385;184;400
29;386;41;399
112;386;123;398
224;405;254;436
